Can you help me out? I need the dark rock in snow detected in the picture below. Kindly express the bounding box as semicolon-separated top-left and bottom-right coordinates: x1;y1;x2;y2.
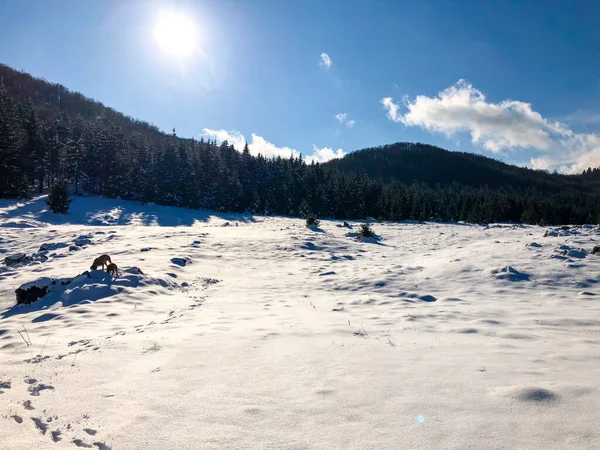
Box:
69;245;81;252
32;251;48;262
15;285;49;305
74;237;92;247
5;253;28;266
170;257;190;267
592;246;600;255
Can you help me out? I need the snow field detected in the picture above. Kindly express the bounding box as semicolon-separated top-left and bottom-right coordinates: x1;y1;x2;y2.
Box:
0;196;599;449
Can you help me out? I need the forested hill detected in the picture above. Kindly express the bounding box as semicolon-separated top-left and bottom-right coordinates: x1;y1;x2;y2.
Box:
1;62;600;225
0;63;164;138
325;142;595;194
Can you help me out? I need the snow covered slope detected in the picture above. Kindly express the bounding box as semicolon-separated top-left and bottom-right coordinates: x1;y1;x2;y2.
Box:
1;196;599;449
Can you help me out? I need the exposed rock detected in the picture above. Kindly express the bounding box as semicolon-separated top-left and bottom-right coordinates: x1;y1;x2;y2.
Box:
74;237;92;247
592;245;600;255
31;252;48;263
15;285;49;305
170;257;190;267
5;253;28;266
69;245;80;252
221;222;230;227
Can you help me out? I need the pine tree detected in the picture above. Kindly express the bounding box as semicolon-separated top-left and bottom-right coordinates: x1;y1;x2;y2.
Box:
20;100;42;188
46;180;72;214
357;218;375;238
45;120;64;189
0;88;28;198
64;117;85;194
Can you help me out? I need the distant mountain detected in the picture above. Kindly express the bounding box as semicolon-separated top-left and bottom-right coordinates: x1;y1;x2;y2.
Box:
1;63;599;224
325;142;594;194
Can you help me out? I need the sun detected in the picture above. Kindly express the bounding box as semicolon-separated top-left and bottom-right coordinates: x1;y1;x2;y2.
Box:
153;8;199;59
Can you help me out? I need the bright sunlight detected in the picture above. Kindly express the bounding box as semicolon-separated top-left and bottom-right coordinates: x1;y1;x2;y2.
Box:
153;7;199;59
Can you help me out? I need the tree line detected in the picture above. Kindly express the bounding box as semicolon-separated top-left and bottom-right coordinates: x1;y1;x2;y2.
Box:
1;67;600;225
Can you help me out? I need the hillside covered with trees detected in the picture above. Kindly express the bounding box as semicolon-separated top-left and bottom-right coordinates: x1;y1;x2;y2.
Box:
327;143;595;194
1;63;600;225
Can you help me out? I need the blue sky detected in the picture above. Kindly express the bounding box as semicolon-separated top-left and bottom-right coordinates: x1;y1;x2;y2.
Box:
1;0;600;171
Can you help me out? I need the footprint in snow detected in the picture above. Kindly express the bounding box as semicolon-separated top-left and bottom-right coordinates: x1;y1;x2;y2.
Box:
31;417;48;434
51;430;62;442
28;383;55;396
23;400;34;410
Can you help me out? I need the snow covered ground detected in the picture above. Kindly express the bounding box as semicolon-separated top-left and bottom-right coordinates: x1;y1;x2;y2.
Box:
1;195;599;449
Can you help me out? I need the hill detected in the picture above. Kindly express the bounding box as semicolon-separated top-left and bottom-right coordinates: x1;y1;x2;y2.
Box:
1;63;600;224
326;142;593;193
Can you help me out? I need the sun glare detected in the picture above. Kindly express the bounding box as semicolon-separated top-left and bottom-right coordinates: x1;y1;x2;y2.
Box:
153;8;199;59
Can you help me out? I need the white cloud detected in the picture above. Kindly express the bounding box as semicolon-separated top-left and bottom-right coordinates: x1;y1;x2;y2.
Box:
201;129;347;163
380;80;600;174
530;157;550;171
381;97;402;123
249;133;299;159
335;113;356;128
201;128;246;150
559;133;600;174
382;80;571;153
319;52;332;69
201;128;299;159
306;145;346;164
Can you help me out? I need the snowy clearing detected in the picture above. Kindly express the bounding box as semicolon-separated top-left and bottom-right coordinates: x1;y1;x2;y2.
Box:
1;196;599;449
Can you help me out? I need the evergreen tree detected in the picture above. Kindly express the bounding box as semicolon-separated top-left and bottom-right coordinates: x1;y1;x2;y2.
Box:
45;120;64;188
20;100;42;187
64;117;85;194
46;180;72;214
0;88;28;197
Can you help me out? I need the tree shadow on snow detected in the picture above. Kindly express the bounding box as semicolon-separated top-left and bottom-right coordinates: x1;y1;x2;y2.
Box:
0;195;256;227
